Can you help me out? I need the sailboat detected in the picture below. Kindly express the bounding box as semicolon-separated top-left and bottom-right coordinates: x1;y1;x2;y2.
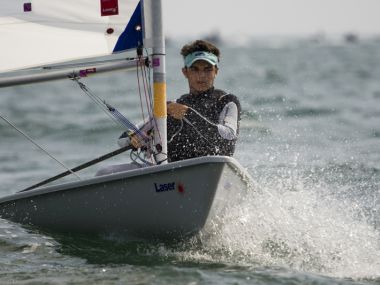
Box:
0;0;251;240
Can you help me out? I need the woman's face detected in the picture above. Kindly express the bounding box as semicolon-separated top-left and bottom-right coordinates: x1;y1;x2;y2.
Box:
182;60;218;94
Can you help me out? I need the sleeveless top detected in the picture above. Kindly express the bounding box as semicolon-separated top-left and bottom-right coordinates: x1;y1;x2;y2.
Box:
167;88;241;162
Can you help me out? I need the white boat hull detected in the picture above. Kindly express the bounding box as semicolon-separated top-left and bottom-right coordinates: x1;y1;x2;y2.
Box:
0;156;250;240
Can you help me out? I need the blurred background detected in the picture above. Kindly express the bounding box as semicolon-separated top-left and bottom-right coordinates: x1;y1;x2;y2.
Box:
163;0;380;42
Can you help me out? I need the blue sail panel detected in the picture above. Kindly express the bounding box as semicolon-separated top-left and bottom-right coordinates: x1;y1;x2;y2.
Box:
113;1;143;52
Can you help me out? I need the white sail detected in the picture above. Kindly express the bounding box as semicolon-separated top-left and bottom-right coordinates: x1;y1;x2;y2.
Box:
0;0;145;73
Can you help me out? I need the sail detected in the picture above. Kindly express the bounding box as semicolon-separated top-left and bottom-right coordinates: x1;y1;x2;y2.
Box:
0;0;146;73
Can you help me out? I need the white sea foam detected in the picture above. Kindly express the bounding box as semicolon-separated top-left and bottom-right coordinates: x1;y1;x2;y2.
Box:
183;171;380;279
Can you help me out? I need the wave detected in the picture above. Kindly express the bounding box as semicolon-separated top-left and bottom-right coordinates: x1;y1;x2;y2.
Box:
173;169;380;280
285;107;337;118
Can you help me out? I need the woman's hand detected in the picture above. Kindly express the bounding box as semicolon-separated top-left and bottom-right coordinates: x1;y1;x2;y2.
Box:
167;102;189;120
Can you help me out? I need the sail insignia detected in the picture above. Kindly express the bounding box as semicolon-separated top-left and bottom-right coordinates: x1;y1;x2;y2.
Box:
100;0;119;17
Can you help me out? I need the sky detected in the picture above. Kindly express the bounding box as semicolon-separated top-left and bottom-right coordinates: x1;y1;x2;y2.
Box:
163;0;380;39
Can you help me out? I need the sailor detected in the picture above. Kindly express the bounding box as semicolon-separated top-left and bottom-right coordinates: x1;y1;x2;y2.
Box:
166;39;241;162
117;39;241;165
98;40;240;176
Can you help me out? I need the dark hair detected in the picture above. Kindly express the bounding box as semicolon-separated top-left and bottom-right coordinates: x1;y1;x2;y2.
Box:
180;40;220;60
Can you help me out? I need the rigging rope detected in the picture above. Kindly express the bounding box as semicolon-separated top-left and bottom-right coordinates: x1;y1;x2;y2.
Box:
182;117;213;145
140;60;153;118
71;77;148;144
168;119;183;143
132;50;161;165
136;59;147;124
71;78;122;128
71;48;163;166
139;50;163;148
0;113;81;180
105;102;148;141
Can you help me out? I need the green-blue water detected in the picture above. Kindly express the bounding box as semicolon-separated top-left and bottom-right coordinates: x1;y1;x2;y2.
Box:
0;37;379;284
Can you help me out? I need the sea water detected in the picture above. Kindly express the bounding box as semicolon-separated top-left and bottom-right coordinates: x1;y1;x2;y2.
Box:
0;36;379;284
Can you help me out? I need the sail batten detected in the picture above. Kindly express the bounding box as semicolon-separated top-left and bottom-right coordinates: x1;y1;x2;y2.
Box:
0;0;145;75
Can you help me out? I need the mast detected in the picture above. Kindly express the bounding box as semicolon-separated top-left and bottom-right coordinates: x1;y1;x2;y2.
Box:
150;0;167;164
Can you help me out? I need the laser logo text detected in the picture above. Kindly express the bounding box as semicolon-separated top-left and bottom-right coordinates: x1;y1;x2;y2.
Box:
154;182;175;192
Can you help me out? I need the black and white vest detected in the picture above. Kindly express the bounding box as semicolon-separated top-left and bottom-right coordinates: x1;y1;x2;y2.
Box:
167;88;241;162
